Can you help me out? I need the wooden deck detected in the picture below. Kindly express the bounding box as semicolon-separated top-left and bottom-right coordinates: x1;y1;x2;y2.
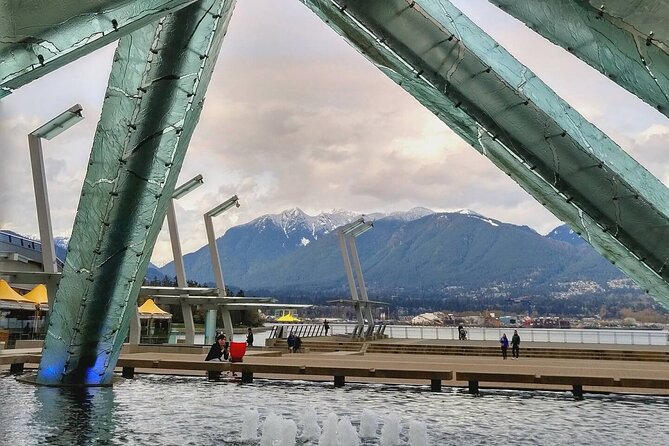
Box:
3;341;669;398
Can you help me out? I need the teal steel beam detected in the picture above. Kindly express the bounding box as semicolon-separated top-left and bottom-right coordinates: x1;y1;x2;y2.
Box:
0;0;197;98
37;0;236;386
299;0;669;308
489;0;669;118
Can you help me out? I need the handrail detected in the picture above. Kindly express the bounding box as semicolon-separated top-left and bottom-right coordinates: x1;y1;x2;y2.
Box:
267;323;327;340
329;323;669;346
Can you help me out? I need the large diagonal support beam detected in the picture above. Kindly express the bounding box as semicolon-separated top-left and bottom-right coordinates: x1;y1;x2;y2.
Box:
489;0;669;118
0;0;197;98
299;0;669;308
37;0;236;386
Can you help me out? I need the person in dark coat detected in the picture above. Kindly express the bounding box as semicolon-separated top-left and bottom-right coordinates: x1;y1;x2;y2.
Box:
205;334;229;361
246;327;254;347
458;325;467;340
500;333;509;360
287;332;296;353
511;330;521;359
323;319;330;336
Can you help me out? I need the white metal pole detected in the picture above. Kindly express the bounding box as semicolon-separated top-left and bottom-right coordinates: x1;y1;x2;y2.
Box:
167;200;196;344
28;134;58;312
347;234;374;336
338;231;364;334
204;214;229;342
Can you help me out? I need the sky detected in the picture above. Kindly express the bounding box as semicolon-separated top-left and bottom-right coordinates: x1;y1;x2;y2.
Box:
1;0;668;266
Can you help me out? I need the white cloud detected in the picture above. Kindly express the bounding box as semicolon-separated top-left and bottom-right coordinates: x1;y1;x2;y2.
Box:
1;0;667;264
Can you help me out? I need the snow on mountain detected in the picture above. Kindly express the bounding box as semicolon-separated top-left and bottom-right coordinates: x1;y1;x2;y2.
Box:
383;207;435;221
456;208;485;217
252;207;359;242
54;236;70;249
250;207;440;247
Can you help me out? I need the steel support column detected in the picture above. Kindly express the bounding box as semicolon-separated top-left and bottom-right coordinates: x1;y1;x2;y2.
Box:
37;0;237;386
490;0;669;118
300;0;669;308
0;0;197;98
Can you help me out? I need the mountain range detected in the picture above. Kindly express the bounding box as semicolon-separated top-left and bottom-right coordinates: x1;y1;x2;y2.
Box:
157;207;633;302
6;207;639;306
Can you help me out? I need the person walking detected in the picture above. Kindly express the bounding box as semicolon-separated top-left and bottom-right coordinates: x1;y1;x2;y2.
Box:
500;333;509;360
511;330;521;359
323;319;330;336
246;327;254;347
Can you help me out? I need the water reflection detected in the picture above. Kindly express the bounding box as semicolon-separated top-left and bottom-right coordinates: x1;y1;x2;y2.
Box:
33;385;116;445
2;374;668;445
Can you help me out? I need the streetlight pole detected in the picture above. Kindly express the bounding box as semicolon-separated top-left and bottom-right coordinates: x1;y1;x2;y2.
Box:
339;218;373;337
128;174;204;345
204;195;240;343
28;104;84;313
168;174;203;344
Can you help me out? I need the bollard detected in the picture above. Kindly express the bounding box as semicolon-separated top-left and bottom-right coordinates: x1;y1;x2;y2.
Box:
430;379;441;392
468;380;479;395
572;384;584;400
10;363;24;375
207;371;221;381
122;367;134;379
334;375;345;387
241;371;253;383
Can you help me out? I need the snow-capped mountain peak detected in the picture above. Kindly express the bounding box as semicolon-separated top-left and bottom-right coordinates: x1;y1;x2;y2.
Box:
252;208;359;240
456;208;484;217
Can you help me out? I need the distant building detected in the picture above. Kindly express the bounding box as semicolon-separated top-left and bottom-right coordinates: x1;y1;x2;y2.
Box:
0;230;63;292
499;315;519;327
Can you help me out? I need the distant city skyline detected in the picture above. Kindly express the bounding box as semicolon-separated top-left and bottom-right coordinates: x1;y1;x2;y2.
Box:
1;0;667;266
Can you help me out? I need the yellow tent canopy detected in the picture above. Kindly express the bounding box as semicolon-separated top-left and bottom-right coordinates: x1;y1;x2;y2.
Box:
0;279;35;310
24;284;49;306
276;313;301;323
138;298;171;318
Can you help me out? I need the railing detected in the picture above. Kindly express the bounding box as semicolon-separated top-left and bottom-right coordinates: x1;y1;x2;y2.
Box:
267;324;326;339
329;324;669;346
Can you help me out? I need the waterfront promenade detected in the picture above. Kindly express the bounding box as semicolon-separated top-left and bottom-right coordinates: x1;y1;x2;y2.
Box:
3;336;669;397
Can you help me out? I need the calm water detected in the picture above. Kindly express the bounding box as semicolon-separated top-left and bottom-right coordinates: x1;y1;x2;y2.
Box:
1;374;668;445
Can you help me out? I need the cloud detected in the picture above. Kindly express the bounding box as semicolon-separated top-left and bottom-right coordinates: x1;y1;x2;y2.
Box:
1;0;667;265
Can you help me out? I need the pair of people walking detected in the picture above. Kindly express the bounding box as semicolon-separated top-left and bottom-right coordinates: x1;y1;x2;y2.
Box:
500;330;521;359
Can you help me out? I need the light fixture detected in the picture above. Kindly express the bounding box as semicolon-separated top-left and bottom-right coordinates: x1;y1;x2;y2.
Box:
341;217;372;236
205;195;240;217
172;174;204;199
30;104;84;140
349;222;373;237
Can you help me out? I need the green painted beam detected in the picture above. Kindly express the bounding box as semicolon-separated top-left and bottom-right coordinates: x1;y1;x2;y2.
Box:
0;0;197;98
37;0;237;386
299;0;669;308
489;0;669;117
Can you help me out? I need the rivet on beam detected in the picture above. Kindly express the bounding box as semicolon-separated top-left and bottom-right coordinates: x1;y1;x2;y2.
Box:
646;32;654;47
